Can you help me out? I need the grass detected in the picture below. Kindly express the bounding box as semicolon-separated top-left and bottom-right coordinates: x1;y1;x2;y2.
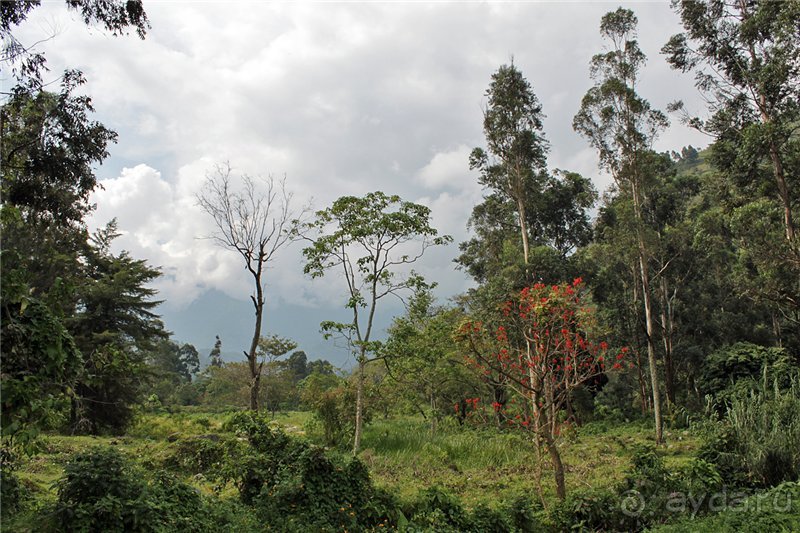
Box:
358;416;700;508
8;408;702;530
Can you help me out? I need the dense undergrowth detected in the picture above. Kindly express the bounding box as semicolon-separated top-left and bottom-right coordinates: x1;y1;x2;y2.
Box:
3;391;798;532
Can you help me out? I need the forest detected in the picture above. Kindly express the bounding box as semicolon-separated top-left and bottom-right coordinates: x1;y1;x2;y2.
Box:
1;0;799;531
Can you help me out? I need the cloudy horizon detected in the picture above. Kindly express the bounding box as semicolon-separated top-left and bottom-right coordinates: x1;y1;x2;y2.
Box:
10;1;709;366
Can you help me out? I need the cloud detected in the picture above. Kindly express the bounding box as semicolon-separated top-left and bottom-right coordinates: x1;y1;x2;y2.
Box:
87;164;250;308
416;145;480;192
13;2;712;351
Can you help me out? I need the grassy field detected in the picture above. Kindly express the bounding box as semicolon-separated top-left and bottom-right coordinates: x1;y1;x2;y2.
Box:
10;408;700;519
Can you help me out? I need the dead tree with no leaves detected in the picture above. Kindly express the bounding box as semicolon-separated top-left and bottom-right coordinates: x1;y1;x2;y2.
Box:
197;163;304;410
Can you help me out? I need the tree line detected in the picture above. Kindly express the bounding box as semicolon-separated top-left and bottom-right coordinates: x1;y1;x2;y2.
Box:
2;0;798;509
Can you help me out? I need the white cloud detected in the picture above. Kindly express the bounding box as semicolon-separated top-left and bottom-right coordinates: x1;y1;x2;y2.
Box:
416;145;480;192
11;1;712;350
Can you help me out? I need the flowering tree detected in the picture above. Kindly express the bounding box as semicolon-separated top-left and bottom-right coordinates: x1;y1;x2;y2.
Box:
457;278;626;500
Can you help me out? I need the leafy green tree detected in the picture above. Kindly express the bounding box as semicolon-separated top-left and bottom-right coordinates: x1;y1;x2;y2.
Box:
68;222;168;433
306;359;337;376
0;272;82;450
286;350;309;382
573;8;669;443
470;63;549;267
663;1;800;346
196;165;306;410
202;363;252;408
255;334;297;413
301;192;451;453
384;286;477;432
208;335;223;368
1;0;154;439
1;0;148;92
147;339;200;405
663;0;800;242
461;64;596;315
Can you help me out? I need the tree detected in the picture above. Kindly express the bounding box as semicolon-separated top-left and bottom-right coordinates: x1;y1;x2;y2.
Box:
1;0;154;440
663;1;800;344
0;272;82;450
301;192;451;453
663;0;800;242
470;63;550;268
384;285;477;432
1;0;148;92
573;8;669;443
457;279;622;501
150;340;200;383
68;221;168;433
209;335;223;368
286;350;309;382
196;164;305;410
256;334;297;414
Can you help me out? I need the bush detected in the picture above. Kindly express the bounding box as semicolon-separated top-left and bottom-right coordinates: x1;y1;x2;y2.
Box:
49;446;222;532
699;342;799;404
699;382;800;488
0;450;21;519
162;435;238;475
652;481;800;533
223;411;401;531
406;486;468;531
549;488;632;532
504;493;546;532
52;446;148;531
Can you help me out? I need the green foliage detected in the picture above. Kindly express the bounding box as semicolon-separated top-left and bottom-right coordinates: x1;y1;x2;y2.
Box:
461;62;595;287
71;344;147;434
162;435;237;475
0;277;82;450
549;488;632;532
0;450;22;519
652;481;800;533
46;444;256;532
699;342;799;401
700;382;800;488
384;286;478;427
406;486;469;531
219;411;400;530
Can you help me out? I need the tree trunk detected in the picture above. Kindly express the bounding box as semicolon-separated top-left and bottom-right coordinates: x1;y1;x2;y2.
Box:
659;277;676;405
517;197;530;266
250;373;261;412
632;181;663;444
632;278;649;414
352;357;366;455
767;139;795;242
544;430;567;500
430;391;437;434
244;260;266;411
247;283;264;411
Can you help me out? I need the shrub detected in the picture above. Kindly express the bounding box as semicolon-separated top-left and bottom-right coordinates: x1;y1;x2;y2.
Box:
504;493;546;532
0;450;21;519
162;435;238;475
468;503;512;532
651;481;800;533
549;488;636;532
699;342;799;403
406;486;468;531
48;446;223;532
52;446;148;531
223;411;400;531
698;381;800;488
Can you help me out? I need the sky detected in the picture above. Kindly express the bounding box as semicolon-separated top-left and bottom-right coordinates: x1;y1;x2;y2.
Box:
10;1;708;367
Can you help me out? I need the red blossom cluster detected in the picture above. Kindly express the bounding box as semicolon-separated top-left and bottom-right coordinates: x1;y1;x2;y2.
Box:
456;278;630;432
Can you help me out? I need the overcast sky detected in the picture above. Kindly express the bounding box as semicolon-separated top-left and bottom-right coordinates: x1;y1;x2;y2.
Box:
12;1;708;366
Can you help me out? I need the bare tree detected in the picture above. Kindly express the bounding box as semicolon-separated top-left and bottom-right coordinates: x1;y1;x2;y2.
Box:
197;163;305;410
